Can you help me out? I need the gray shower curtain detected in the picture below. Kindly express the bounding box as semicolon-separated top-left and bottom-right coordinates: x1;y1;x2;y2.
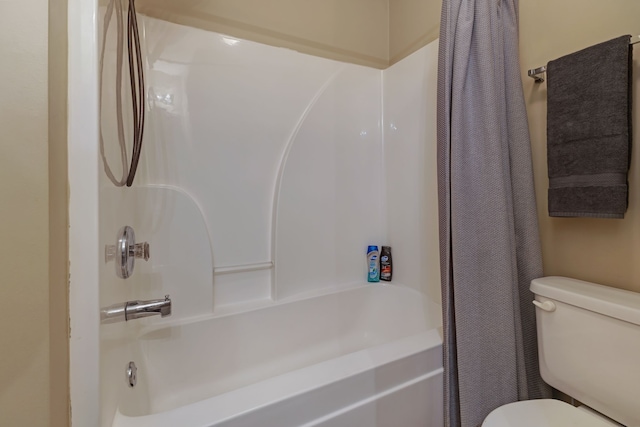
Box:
436;1;552;426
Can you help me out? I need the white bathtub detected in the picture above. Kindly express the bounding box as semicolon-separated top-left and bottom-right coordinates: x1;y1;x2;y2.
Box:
112;284;443;427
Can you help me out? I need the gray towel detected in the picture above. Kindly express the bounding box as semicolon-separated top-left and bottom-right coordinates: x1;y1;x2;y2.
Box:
547;35;632;218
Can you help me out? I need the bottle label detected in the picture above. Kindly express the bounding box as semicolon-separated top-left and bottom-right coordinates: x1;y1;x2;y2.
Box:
367;253;379;282
368;257;378;278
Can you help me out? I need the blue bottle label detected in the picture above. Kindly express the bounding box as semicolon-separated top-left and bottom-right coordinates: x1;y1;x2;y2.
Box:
367;251;379;282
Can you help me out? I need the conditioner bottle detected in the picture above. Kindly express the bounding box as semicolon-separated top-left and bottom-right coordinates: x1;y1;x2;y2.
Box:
367;245;380;282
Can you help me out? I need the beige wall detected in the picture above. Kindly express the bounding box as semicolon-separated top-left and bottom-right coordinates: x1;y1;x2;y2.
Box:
520;0;640;293
16;1;640;425
136;0;390;68
389;0;441;65
0;0;51;425
136;0;441;69
49;0;69;425
0;0;68;426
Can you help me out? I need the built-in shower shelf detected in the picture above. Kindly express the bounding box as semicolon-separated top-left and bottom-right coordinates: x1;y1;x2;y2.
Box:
213;262;274;275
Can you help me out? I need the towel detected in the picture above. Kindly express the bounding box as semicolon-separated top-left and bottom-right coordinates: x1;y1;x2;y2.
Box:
547;35;632;218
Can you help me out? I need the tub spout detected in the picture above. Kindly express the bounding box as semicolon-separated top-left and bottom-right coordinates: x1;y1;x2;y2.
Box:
101;295;172;324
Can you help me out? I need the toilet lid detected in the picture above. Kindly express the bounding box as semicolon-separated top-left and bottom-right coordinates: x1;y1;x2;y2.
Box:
482;399;619;427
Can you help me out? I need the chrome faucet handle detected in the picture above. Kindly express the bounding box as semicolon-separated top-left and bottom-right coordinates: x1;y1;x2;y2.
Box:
104;225;150;279
132;242;150;261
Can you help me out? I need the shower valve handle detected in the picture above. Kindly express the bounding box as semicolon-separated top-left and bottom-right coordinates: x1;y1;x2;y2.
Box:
132;242;150;261
104;225;149;279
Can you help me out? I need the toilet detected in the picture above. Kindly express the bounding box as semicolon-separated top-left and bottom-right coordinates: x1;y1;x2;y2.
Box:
483;276;640;427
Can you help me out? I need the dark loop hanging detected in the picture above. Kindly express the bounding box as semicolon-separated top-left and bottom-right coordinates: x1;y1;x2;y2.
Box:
125;0;145;187
99;0;146;188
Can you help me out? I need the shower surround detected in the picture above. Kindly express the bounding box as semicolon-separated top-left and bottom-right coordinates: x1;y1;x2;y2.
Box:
97;14;442;426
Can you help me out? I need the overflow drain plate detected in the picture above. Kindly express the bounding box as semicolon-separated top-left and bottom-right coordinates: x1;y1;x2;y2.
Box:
127;361;137;387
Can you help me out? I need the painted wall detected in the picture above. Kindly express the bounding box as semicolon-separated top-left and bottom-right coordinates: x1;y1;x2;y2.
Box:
0;1;69;425
134;0;442;69
49;0;70;425
135;0;389;68
0;0;54;426
519;0;640;293
389;0;441;65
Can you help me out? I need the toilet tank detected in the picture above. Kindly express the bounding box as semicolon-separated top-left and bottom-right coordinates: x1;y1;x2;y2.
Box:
531;277;640;427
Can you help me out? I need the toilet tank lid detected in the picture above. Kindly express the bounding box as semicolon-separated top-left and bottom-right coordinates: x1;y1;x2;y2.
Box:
530;276;640;326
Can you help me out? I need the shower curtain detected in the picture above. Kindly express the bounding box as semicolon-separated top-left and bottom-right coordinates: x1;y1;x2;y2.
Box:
436;0;552;426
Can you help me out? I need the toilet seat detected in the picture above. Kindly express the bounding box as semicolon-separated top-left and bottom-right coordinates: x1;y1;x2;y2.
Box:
482;399;620;427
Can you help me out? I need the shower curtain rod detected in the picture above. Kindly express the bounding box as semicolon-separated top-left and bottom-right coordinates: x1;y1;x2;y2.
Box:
527;37;639;83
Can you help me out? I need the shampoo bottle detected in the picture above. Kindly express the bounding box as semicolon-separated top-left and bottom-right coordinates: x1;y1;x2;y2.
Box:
380;246;392;281
367;245;380;282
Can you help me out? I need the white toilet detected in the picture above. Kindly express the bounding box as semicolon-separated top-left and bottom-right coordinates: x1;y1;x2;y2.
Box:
483;276;640;427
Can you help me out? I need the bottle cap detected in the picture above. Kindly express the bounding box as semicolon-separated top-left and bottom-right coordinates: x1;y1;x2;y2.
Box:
367;245;378;253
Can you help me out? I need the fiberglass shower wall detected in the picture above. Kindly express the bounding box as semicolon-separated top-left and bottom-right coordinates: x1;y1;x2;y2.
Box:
100;15;386;316
99;14;443;324
97;14;440;426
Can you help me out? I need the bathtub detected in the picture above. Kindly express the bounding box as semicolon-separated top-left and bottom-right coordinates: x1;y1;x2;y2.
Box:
112;284;443;427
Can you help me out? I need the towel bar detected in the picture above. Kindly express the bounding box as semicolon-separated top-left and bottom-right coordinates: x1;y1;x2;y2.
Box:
527;35;639;84
527;66;547;83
